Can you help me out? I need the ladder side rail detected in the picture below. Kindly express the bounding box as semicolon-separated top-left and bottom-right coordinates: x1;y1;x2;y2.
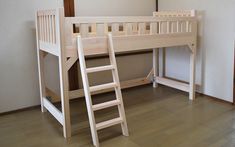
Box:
108;33;129;136
77;36;99;147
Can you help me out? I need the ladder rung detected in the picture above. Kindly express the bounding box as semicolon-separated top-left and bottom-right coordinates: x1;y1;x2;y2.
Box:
96;117;123;130
86;65;115;73
90;82;118;92
92;100;121;111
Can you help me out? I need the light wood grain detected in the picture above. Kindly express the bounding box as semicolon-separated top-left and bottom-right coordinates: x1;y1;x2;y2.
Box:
35;8;197;140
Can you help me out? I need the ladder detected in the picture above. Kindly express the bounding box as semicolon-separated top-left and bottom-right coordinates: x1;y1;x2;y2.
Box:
77;33;129;147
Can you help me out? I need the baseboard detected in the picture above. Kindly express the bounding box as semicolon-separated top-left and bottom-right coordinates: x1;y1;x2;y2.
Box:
0;105;40;116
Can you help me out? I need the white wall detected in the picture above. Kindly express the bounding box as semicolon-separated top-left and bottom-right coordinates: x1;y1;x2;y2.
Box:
75;0;156;16
159;0;235;102
0;0;63;113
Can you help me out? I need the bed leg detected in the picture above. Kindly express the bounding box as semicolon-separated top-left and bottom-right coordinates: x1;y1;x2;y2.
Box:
189;46;196;100
153;48;159;88
59;55;71;138
37;50;47;113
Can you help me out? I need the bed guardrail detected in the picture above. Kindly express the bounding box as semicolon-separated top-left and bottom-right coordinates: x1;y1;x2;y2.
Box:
64;15;196;57
65;16;196;38
36;8;196;57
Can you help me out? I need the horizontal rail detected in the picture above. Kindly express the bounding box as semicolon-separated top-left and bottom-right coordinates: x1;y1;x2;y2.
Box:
43;97;63;125
153;10;195;17
65;16;196;24
69;77;151;100
156;77;189;92
37;9;57;16
65;33;195;57
39;42;60;56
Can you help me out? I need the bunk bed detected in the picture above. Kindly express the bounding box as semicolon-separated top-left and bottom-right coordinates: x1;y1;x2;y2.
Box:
35;8;197;146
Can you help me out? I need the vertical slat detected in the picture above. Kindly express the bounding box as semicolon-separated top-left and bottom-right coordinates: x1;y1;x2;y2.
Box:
104;23;109;34
125;23;133;35
91;23;96;32
150;23;157;35
167;21;170;33
171;21;175;33
41;15;43;41
39;16;43;41
52;15;55;44
123;23;126;34
49;15;52;43
181;21;185;33
46;15;49;42
138;23;146;35
186;21;189;32
96;23;105;36
112;23;119;35
132;23;138;33
42;15;46;41
80;24;89;37
177;21;180;33
159;22;162;34
189;21;192;32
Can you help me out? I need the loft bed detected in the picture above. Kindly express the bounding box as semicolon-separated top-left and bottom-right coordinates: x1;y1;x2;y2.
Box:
36;8;197;142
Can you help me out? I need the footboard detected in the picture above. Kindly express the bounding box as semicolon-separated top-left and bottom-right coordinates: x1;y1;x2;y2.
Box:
36;9;62;56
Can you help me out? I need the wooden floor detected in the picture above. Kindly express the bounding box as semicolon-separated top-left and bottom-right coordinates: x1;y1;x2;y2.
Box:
1;85;235;147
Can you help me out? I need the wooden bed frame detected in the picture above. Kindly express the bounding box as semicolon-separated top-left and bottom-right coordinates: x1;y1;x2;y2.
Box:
36;8;197;139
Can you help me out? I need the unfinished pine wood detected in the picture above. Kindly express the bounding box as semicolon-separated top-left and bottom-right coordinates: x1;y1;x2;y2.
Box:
77;36;99;146
108;33;129;137
77;33;129;146
35;8;197;140
57;8;72;138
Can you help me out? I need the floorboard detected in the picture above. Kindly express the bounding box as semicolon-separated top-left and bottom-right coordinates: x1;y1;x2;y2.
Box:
0;85;235;147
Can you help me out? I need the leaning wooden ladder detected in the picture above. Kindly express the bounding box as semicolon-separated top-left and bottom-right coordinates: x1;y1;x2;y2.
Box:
77;33;129;147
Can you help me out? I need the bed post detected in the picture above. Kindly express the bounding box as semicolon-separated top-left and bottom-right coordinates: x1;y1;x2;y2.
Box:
35;12;47;113
57;8;71;138
153;48;159;88
189;45;196;100
189;16;197;100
